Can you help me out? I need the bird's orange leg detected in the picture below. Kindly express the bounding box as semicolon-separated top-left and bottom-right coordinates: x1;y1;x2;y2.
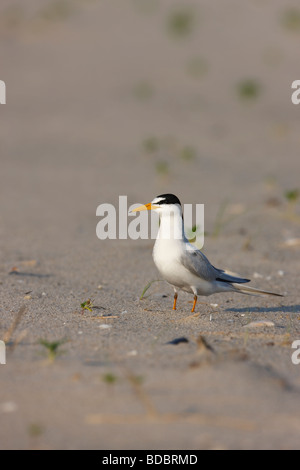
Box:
173;292;178;310
191;295;198;313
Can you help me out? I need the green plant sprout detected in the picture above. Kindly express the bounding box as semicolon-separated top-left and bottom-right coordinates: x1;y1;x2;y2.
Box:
285;189;299;203
142;136;160;154
28;423;44;438
102;373;118;385
282;8;300;32
180;146;197;162
237;79;261;100
284;189;300;222
81;299;94;312
167;8;196;38
140;279;163;300
39;338;67;362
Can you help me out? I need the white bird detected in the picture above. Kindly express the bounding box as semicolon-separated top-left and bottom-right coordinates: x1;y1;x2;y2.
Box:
132;194;283;312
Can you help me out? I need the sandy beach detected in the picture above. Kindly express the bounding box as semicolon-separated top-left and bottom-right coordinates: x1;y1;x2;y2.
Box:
0;0;300;449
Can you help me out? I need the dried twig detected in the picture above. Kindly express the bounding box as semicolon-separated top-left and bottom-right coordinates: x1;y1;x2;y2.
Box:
4;305;27;343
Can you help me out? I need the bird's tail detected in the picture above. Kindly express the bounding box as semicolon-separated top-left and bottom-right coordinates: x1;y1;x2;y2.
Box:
232;284;284;298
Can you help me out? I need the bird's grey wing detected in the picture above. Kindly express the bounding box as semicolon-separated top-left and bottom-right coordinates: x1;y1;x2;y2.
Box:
215;269;250;284
181;248;250;284
180;248;220;281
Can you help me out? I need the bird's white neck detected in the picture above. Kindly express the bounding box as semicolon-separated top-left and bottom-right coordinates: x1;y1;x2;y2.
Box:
156;208;185;242
152;207;187;276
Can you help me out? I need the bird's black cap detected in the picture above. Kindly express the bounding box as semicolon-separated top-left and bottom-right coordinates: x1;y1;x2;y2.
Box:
155;194;182;206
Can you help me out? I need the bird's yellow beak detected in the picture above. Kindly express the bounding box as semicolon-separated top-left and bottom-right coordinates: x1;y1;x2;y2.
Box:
131;203;159;212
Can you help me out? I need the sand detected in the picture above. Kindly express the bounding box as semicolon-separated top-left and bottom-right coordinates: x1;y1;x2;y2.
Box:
0;0;300;450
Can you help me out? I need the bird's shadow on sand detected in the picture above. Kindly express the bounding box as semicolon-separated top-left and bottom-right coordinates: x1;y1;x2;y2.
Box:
225;305;300;314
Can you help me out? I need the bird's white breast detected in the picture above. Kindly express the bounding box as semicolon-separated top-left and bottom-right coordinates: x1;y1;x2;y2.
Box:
153;236;218;296
153;238;195;291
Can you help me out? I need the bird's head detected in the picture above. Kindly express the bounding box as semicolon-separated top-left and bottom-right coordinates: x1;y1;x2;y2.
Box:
131;194;182;217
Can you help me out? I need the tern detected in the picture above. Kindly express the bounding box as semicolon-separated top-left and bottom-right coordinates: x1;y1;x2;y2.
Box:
132;194;283;312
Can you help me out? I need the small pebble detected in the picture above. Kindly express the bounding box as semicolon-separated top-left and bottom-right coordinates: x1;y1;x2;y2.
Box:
283;238;300;247
98;324;112;329
244;321;275;329
0;402;18;413
253;272;263;279
127;350;137;356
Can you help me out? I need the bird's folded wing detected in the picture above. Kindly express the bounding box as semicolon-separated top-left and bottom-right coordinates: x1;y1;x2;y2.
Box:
180;249;220;281
215;270;250;284
181;248;250;284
